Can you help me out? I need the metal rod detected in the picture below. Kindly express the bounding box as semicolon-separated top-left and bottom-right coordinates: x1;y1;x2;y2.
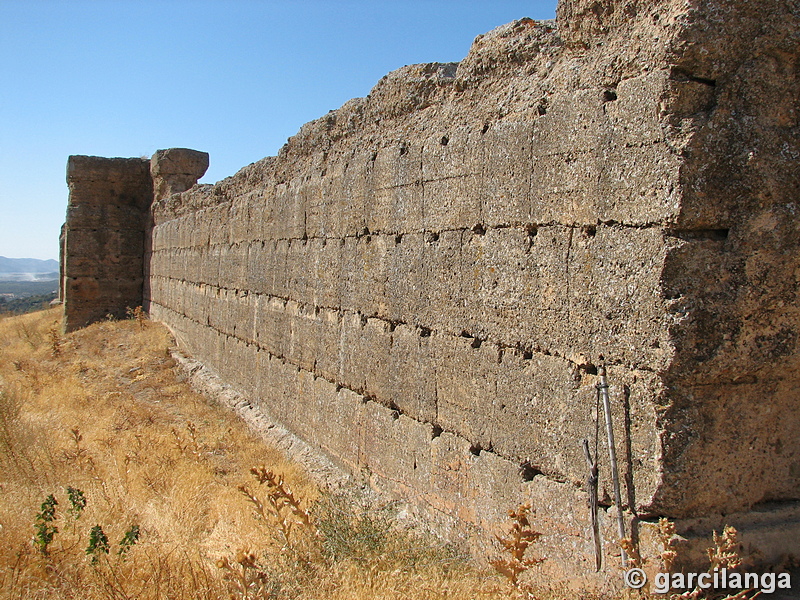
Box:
598;365;627;567
582;438;602;571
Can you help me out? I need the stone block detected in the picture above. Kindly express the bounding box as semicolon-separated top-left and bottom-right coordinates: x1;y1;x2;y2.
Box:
362;404;432;492
422;175;482;232
150;148;209;202
314;237;343;308
434;334;499;451
311;308;342;383
386;324;437;423
383;232;425;325
417;229;466;335
310;382;364;470
369;143;424;233
481;120;535;227
254;295;289;359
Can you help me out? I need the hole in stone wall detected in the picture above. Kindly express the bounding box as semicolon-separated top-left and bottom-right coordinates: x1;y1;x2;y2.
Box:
580;363;598;375
472;223;486;235
469;444;482;456
525;223;538;237
426;231;439;243
603;90;618;102
431;424;443;439
481;123;490;134
471;338;482;349
582;225;597;238
519;462;543;481
399;146;408;156
395;234;403;244
523;350;533;360
670;67;717;87
419;326;432;337
440;136;449;146
667;228;729;241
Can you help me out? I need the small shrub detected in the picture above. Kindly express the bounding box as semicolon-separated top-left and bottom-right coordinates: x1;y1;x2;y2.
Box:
708;525;742;571
126;305;147;329
313;488;395;564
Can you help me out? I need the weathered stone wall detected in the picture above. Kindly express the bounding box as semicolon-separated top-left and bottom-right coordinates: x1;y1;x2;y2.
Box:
62;0;800;586
63;150;209;332
63;156;152;332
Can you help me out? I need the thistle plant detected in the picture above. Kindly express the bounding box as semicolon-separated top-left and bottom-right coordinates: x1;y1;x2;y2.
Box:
86;525;110;563
217;550;275;600
708;525;742;571
34;494;59;556
67;486;87;520
490;503;543;587
240;465;312;548
118;525;140;557
48;323;63;357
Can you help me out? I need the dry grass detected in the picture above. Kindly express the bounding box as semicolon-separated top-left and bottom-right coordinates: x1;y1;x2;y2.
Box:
0;309;512;599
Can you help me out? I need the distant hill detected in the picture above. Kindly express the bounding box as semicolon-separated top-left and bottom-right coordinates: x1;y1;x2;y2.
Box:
0;256;59;275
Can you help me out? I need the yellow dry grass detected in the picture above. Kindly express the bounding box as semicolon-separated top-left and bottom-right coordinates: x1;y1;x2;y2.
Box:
0;309;516;600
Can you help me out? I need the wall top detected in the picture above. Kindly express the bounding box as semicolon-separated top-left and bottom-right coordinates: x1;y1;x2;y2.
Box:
66;155;150;184
150;148;209;179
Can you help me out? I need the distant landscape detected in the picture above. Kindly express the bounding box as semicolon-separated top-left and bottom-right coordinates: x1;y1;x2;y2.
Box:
0;256;59;314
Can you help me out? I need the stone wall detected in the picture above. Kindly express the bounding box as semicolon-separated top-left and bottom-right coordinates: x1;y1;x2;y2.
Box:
62;150;208;332
65;0;800;587
63;156;152;332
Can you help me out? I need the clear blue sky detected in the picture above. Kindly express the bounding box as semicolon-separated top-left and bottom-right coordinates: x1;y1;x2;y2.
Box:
0;1;557;261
